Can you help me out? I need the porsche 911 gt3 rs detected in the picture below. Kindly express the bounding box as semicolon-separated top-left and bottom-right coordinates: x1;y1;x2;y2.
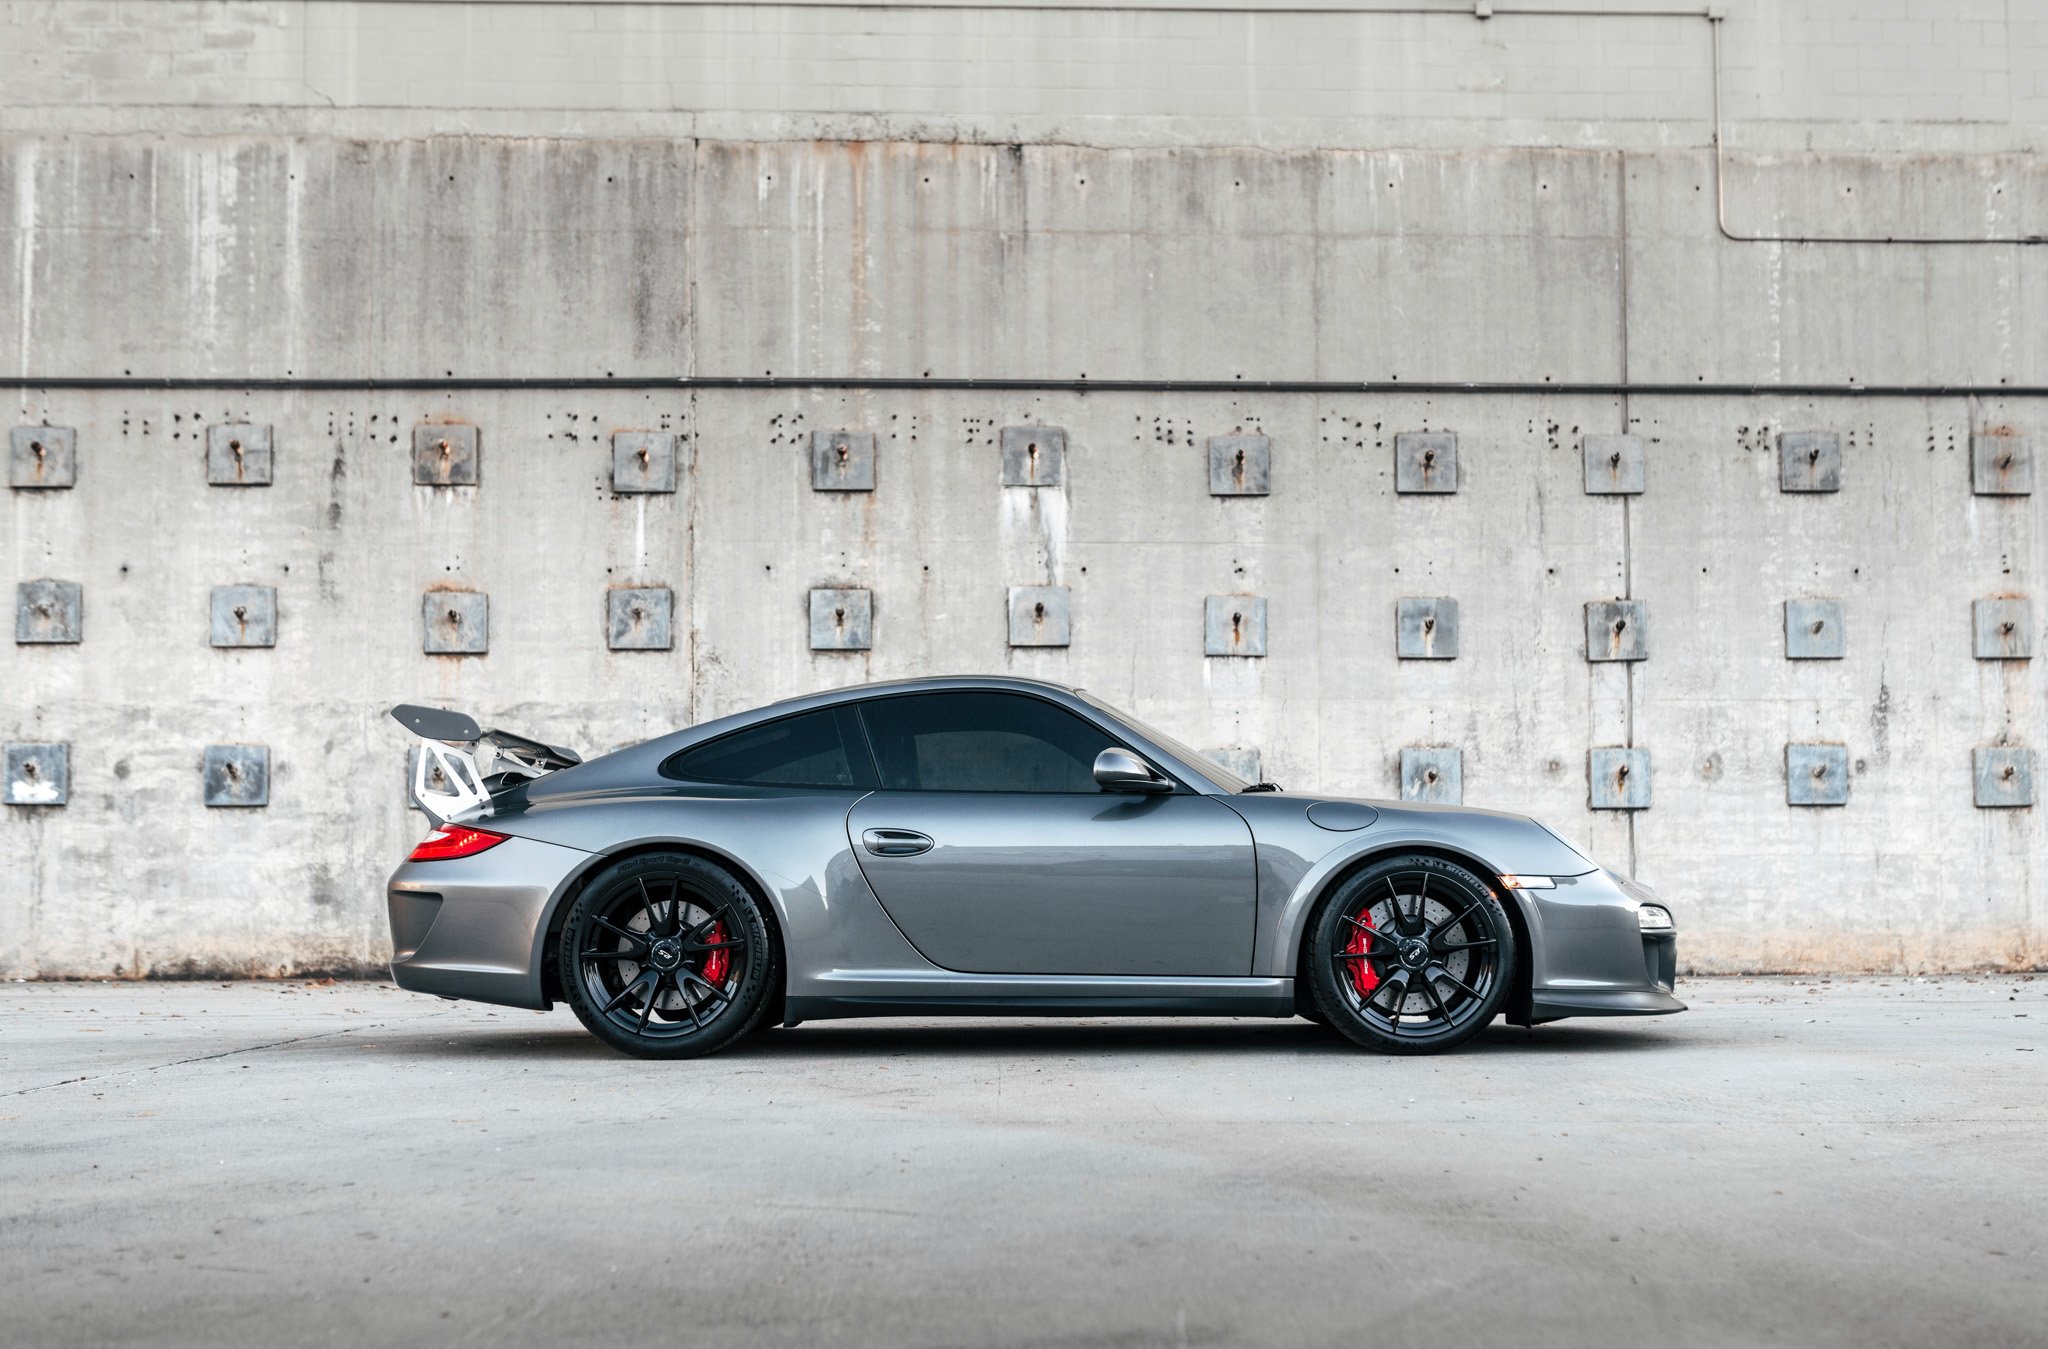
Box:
388;677;1682;1058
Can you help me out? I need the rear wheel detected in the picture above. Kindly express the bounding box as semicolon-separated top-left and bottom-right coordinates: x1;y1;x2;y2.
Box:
559;852;776;1059
1308;854;1515;1055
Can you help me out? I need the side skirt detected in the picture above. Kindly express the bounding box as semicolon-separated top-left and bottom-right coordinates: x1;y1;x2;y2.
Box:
786;973;1297;1023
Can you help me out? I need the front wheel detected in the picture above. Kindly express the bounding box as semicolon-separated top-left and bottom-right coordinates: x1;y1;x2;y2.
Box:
1308;854;1516;1055
559;852;777;1059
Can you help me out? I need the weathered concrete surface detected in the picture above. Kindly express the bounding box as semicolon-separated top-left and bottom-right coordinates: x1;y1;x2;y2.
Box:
1;4;2044;979
2;1;2043;155
2;381;2039;976
2;978;2045;1347
4;137;2043;386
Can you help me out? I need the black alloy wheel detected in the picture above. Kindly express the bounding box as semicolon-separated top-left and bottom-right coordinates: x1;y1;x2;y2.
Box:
1308;853;1515;1055
559;852;776;1058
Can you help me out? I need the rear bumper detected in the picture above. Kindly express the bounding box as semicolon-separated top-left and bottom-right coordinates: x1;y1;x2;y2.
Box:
386;833;595;1010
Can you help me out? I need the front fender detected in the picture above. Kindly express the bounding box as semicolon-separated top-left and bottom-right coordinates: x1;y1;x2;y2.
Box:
1230;795;1592;982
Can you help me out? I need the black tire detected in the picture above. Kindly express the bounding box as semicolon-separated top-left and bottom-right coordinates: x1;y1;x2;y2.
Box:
1308;854;1516;1055
559;851;777;1059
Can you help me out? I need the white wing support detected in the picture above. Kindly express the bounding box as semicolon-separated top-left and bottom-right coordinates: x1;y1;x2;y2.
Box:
392;704;582;829
412;739;492;827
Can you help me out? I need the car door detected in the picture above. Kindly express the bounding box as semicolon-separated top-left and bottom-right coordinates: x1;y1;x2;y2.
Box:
844;691;1257;976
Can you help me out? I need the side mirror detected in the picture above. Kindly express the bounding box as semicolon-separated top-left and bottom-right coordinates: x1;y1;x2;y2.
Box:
1093;747;1172;794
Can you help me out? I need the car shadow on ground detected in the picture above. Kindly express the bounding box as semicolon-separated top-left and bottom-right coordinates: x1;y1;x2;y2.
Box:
348;1016;1685;1061
732;1019;1681;1058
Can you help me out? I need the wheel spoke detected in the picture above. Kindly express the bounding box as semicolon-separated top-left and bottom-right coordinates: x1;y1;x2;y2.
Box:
645;877;681;937
1331;949;1386;963
1380;976;1408;1030
1433;938;1496;953
1414;873;1429;931
581;948;641;963
1339;914;1393;943
680;969;732;1005
1431;965;1484;1001
1430;899;1484;941
601;970;654;1015
687;937;746;954
590;915;648;950
682;907;735;945
635;973;663;1033
1378;966;1434;1032
1367;970;1410;1014
1417;973;1453;1026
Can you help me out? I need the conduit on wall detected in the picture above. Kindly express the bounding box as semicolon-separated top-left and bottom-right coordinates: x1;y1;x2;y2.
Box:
2;377;2042;394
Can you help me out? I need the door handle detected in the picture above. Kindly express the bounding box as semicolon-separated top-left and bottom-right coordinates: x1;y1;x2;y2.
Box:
861;828;934;857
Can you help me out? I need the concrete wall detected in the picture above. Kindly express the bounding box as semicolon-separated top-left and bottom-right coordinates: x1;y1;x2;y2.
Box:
4;0;2044;151
2;2;2042;978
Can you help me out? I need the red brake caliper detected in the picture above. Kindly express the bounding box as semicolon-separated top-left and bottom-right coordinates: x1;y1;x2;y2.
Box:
1344;909;1380;999
701;922;730;988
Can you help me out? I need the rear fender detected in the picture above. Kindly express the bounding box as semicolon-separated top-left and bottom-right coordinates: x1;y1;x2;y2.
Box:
492;790;938;1001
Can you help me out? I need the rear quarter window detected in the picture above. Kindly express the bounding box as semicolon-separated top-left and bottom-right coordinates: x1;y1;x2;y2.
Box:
661;707;876;789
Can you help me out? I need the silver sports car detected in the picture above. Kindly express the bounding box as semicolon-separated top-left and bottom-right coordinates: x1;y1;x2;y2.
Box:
388;676;1682;1058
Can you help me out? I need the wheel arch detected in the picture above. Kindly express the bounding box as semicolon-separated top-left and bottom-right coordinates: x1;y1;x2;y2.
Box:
1287;842;1536;1027
538;838;789;1024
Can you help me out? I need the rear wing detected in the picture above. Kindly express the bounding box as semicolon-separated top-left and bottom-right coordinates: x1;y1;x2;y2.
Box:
391;704;581;827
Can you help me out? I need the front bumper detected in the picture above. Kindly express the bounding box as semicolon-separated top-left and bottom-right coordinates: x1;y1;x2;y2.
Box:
1516;868;1686;1024
1529;987;1686;1020
386;833;595;1010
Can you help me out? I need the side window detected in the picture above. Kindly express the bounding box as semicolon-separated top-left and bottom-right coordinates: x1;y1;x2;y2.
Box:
663;708;873;788
858;692;1123;793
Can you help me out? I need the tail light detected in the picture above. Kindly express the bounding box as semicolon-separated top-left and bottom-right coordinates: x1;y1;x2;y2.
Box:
408;825;509;862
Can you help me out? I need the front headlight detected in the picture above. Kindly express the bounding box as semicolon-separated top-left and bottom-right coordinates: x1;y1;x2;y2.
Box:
1637;904;1675;932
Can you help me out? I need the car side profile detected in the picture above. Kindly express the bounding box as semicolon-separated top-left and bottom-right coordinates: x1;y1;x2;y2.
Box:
387;676;1682;1058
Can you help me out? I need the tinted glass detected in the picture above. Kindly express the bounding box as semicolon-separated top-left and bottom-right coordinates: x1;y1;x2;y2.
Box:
665;708;869;788
858;692;1121;793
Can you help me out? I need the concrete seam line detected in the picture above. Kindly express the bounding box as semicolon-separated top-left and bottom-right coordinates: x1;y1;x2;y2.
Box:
3;377;2044;397
302;0;1713;13
2;1026;371;1098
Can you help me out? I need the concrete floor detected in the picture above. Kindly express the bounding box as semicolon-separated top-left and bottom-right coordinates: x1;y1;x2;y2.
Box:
1;978;2044;1348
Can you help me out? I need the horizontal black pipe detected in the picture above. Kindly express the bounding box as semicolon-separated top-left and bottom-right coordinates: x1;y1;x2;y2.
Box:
3;375;2043;398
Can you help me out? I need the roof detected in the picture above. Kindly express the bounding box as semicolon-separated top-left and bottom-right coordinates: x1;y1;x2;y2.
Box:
531;673;1241;798
766;674;1079;708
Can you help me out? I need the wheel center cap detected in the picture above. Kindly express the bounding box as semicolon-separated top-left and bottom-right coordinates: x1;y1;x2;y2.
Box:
1399;939;1430;969
648;939;682;971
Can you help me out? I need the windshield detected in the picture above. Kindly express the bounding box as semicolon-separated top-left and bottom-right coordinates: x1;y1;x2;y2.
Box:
1076;692;1255;792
